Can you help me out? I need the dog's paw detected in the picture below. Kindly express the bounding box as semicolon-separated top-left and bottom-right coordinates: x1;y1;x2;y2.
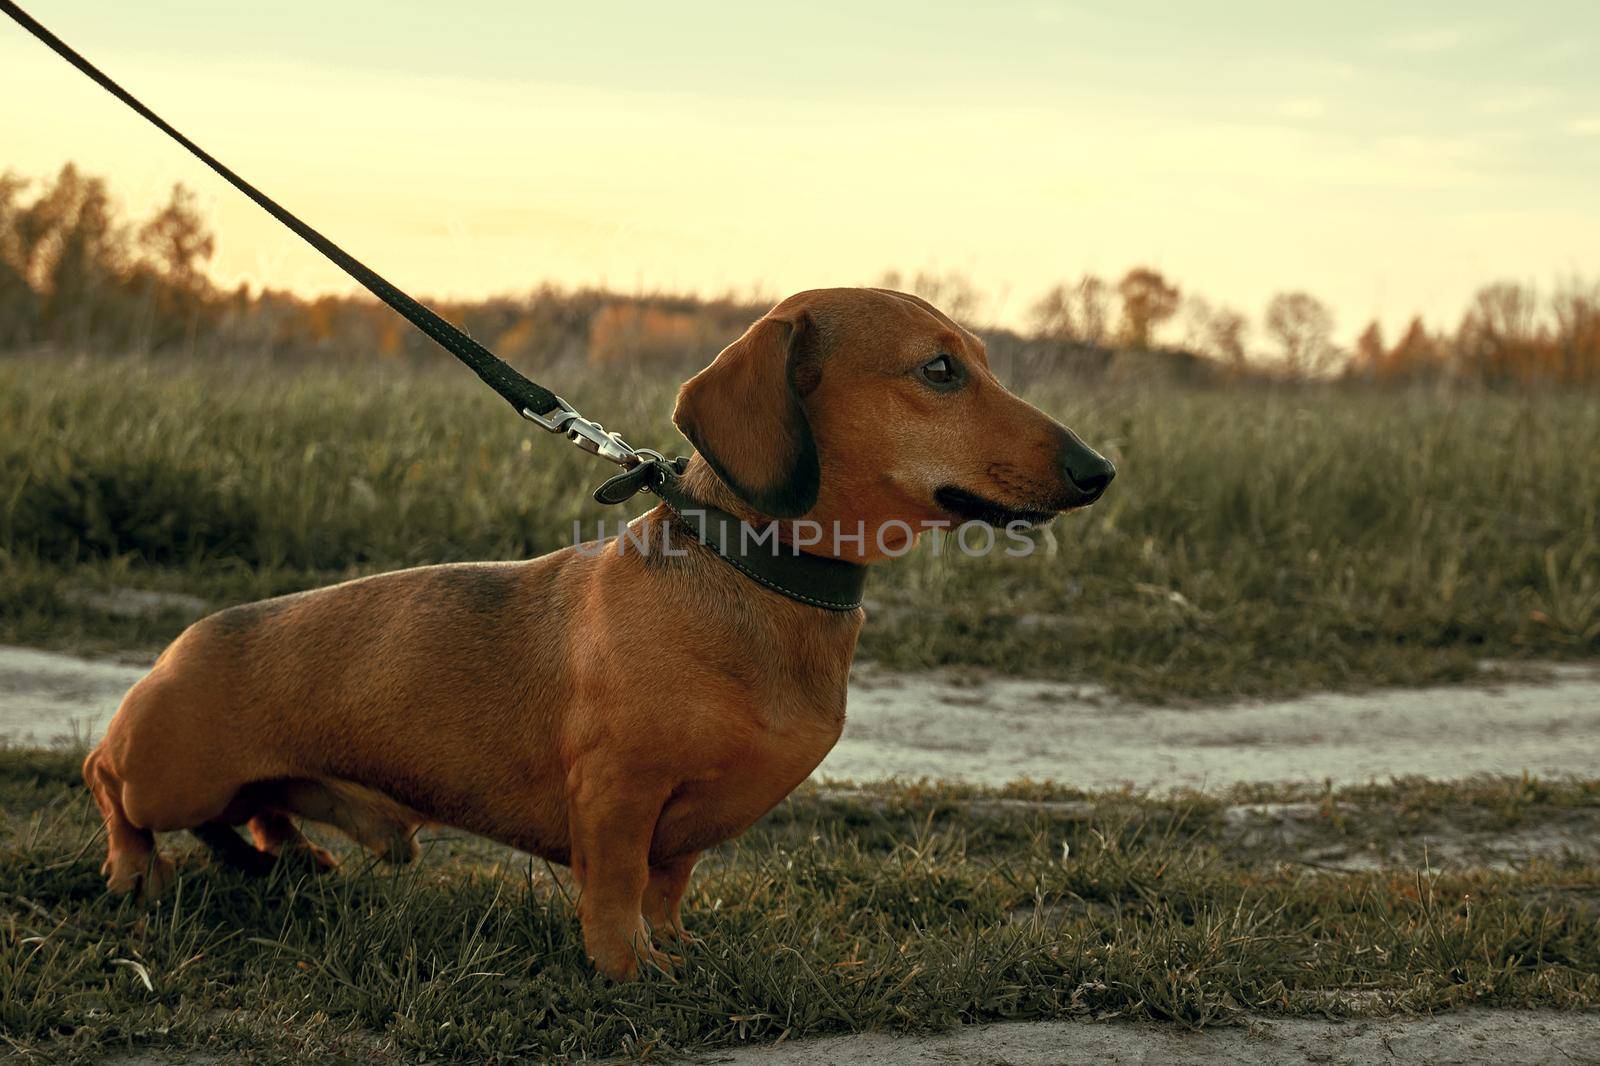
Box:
650;921;697;945
103;852;175;902
614;944;677;981
644;947;681;976
281;841;340;873
587;932;674;981
588;950;639;981
139;855;176;900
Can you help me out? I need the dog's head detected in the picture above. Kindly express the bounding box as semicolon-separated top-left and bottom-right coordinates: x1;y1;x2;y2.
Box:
674;287;1114;558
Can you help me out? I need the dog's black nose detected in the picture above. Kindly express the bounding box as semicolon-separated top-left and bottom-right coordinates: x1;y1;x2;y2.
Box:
1059;432;1116;502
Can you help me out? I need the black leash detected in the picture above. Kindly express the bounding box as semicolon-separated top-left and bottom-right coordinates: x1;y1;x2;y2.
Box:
3;0;867;611
0;0;653;472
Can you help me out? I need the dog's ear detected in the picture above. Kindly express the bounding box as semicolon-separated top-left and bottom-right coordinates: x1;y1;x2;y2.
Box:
673;310;821;518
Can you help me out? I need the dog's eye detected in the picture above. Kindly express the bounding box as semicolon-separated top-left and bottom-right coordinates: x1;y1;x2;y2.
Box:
918;354;961;389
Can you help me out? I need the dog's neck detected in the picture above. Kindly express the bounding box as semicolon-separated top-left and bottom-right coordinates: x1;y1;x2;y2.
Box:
673;454;771;526
641;453;870;613
672;455;869;563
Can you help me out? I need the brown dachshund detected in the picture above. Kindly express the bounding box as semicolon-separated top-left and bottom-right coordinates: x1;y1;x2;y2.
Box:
84;287;1114;979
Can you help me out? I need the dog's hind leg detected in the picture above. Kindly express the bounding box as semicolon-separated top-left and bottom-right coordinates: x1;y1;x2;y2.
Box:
83;747;175;901
192;822;277;876
273;778;422;864
249;811;339;871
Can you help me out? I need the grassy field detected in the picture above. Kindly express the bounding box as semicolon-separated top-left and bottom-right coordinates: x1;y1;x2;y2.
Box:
3;352;1597;701
2;747;1598;1060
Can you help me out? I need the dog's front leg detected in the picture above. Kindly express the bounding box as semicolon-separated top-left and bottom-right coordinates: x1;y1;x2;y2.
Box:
644;851;700;942
567;762;673;980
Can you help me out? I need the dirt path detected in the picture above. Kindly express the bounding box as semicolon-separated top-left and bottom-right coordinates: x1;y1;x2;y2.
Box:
829;662;1600;787
0;645;146;746
691;1010;1600;1065
78;1011;1600;1066
5;646;1600;788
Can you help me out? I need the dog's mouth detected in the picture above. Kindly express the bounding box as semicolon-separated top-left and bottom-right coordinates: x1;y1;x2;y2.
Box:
933;486;1059;528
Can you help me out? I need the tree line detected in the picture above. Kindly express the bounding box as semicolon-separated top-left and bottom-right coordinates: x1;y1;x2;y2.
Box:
1025;269;1600;387
4;164;1597;388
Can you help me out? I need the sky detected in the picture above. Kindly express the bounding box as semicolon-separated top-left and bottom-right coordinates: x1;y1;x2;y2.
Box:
4;0;1598;343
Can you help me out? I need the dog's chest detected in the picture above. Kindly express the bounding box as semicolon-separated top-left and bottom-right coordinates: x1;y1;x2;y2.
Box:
649;685;845;861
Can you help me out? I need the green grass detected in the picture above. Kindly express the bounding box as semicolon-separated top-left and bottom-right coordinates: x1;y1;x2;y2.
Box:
2;353;1599;699
2;748;1598;1061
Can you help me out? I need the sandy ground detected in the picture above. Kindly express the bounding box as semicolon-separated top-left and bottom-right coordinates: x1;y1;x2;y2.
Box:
4;646;1600;789
74;1011;1600;1066
827;662;1600;787
0;645;148;746
693;1010;1600;1065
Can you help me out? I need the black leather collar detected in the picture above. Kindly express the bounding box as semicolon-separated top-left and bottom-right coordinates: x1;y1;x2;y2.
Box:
596;457;868;612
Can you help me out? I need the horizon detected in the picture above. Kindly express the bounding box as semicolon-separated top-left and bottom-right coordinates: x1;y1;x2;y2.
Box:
5;0;1598;345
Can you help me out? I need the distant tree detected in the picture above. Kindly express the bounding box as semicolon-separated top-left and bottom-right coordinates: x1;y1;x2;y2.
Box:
1076;276;1111;346
1550;279;1600;385
0;171;37;346
1116;267;1179;350
1030;284;1069;337
1265;291;1338;379
133;183;217;347
878;269;984;323
138;184;214;285
1176;295;1249;371
1205;306;1250;371
1350;320;1386;380
1456;281;1545;386
26;164;129;348
1389;317;1441;382
1355;321;1384;362
1029;273;1110;346
1471;282;1540;345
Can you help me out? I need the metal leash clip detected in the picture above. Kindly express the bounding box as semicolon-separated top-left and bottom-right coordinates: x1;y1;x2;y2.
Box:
590;449;688;505
522;397;638;467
